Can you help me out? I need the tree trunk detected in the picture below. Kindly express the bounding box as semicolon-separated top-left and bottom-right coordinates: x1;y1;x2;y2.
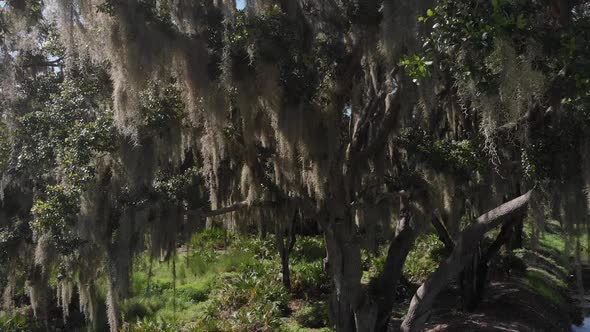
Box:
575;227;586;311
276;209;297;290
105;262;120;332
462;220;513;311
511;218;523;250
400;190;532;332
371;194;416;330
459;245;482;311
323;211;366;332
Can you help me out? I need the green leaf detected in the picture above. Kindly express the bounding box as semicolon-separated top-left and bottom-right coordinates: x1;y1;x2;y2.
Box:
426;9;434;17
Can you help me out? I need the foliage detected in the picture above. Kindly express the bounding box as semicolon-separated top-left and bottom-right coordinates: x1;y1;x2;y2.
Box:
0;219;32;265
399;54;432;84
403;234;446;284
293;301;329;329
522;267;568;307
30;185;81;253
153;167;200;204
202;260;289;331
120;317;179;332
291;260;328;299
397;128;483;178
139;80;185;132
291;237;325;262
0;310;42;331
2;0;590;331
120;297;164;322
13;65;115;188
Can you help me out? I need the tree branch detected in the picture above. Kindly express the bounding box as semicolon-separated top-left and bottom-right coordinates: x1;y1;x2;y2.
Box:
22;57;64;68
351;82;401;167
400;190;532;332
186;200;276;218
370;193;416;329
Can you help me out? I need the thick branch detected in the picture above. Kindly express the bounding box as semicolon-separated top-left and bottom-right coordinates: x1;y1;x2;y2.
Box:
362;193;415;329
186;200;276;218
400;190;532;332
22;57;64;68
351;82;401;167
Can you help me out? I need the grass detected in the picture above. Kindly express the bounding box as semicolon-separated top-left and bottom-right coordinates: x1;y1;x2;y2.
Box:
517;219;574;310
120;231;331;331
522;266;568;307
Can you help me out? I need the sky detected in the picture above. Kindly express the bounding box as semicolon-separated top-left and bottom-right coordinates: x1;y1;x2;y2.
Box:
236;0;246;10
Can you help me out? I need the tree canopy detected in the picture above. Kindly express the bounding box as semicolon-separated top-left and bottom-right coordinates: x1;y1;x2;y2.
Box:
1;0;590;331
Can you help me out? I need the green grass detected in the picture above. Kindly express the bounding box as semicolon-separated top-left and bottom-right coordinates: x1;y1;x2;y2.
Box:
122;232;331;331
522;267;568;307
518;219;572;310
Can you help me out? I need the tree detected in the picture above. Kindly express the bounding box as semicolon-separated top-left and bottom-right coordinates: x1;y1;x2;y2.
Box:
0;0;589;331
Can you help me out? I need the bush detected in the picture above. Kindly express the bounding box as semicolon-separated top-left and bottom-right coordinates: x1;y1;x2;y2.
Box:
145;279;172;295
215;250;256;273
294;301;329;328
291;260;329;298
237;236;277;260
292;237;325;262
187;251;215;276
190;228;227;250
403;233;445;283
196;261;290;331
120;317;179;332
0;310;41;331
121;297;163;321
176;283;209;303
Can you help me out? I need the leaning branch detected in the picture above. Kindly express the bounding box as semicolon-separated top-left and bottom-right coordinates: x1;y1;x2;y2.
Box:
400;190;532;332
371;193;416;329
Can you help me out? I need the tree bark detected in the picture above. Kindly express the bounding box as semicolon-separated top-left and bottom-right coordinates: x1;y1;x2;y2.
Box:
462;220;513;311
400;190;532;332
323;194;418;332
371;194;416;330
511;218;524;250
323;210;365;332
575;224;586;310
276;210;297;290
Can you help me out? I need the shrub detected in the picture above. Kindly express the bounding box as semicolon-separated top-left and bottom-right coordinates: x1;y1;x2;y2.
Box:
237;236;277;260
292;237;325;262
0;310;41;331
197;261;290;331
176;283;210;303
187;251;216;276
403;233;445;283
291;260;329;298
121;297;163;321
145;279;172;295
190;228;228;250
293;301;329;328
120;317;179;332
